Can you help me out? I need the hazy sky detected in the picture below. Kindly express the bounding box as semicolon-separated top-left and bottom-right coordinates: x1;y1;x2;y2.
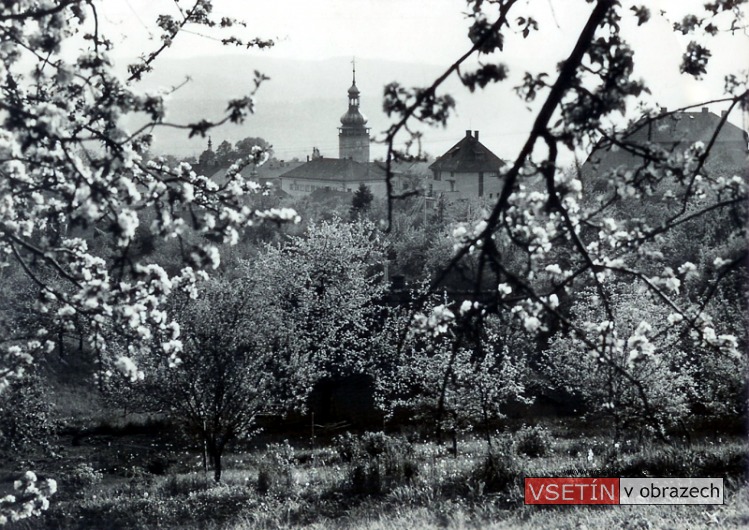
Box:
103;0;747;84
100;1;748;160
104;0;477;64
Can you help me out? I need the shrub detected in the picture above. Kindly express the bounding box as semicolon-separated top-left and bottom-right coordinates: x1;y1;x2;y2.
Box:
158;472;210;497
514;424;553;458
477;452;519;493
349;460;383;495
256;441;295;495
468;449;521;497
146;455;171;476
361;431;389;457
61;463;103;498
444;439;520;498
600;442;748;480
341;432;419;496
0;376;55;457
333;432;361;462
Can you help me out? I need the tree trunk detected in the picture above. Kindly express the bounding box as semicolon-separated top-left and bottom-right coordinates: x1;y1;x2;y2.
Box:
207;438;224;483
212;448;223;483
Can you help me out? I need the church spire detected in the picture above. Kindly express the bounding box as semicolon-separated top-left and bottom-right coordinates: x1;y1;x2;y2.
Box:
347;58;360;107
339;63;370;163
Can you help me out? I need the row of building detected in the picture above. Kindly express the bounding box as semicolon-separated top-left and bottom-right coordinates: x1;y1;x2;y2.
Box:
206;67;748;203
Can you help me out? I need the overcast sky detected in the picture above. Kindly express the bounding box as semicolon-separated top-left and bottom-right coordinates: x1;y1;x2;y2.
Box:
100;1;748;160
103;1;746;65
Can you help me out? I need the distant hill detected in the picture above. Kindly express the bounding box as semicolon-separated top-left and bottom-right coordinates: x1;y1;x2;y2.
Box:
123;55;535;162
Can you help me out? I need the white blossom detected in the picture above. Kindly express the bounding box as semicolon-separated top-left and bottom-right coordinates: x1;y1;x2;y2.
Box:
459;300;473;315
115;356;144;383
548;294;559;309
664;277;681;294
524;316;541;332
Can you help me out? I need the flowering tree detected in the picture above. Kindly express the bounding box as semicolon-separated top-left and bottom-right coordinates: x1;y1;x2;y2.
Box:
377;302;531;452
543;286;718;441
149;278;276;483
0;0;296;519
245;218;389;414
381;0;747;440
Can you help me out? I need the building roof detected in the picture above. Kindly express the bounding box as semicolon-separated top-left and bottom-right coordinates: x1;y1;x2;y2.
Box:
633;108;747;145
429;130;504;173
278;157;387;183
209;160;305;185
389;159;433;177
340;106;368;127
584;108;748;174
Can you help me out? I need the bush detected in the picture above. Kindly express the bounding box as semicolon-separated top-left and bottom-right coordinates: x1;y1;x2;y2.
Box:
349;460;383;495
600;443;748;480
361;431;389;457
62;463;103;498
441;438;521;498
477;452;518;493
514;424;553;458
340;432;418;496
146;455;171;475
158;472;210;497
467;446;521;497
0;376;55;457
333;432;361;462
257;441;295;495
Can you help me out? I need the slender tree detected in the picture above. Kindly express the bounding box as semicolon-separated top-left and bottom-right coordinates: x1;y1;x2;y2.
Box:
350;183;375;219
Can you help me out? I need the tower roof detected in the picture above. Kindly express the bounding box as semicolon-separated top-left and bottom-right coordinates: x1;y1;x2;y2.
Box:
341;60;368;128
340;107;368;127
349;57;359;96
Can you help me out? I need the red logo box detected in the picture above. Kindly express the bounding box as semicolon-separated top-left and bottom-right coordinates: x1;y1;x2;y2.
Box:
525;478;620;505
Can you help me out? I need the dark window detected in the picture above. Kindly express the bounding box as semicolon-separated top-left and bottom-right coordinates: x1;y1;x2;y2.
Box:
478;172;484;197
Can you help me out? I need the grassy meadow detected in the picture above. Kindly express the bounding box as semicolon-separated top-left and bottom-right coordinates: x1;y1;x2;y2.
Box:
3;412;746;529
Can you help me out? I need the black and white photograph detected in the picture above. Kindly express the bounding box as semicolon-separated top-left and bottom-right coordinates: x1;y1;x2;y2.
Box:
0;0;747;528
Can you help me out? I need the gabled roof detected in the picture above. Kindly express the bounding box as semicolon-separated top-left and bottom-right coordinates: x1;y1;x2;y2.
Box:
429;131;504;173
278;157;387;182
584;108;748;173
632;108;747;145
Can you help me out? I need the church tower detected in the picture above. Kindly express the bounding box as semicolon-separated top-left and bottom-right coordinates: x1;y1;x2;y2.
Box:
338;61;370;162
